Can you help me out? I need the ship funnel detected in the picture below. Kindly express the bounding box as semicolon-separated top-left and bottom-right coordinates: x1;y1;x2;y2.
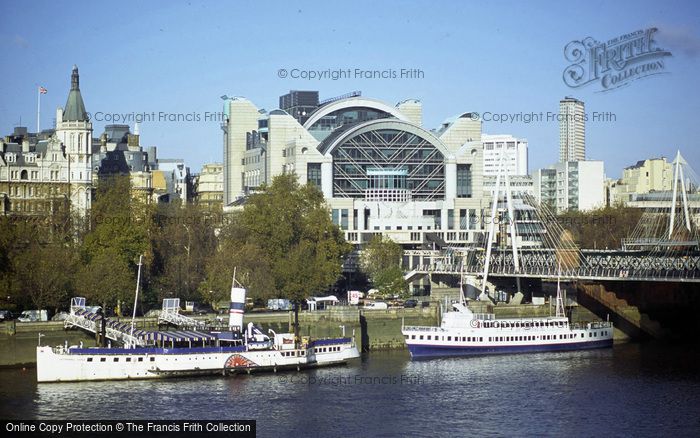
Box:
229;285;246;331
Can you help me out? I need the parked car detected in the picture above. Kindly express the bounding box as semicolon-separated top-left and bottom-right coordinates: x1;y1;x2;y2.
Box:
0;310;15;321
51;311;69;321
192;303;214;315
403;299;418;308
267;299;292;311
144;309;161;318
421;301;430;308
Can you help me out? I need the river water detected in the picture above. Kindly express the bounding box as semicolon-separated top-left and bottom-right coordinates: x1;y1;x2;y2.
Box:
1;342;699;437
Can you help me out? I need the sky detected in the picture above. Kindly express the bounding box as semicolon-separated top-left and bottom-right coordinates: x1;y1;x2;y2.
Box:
1;0;699;178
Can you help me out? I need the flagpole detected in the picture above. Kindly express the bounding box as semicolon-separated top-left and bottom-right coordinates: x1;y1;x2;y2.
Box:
36;87;41;133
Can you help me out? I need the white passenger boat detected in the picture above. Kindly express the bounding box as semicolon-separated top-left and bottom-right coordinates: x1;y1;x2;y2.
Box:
402;158;614;359
36;334;359;382
37;264;359;383
401;300;613;359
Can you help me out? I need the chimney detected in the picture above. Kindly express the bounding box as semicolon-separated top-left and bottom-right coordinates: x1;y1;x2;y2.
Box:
100;133;108;153
229;283;246;332
128;122;140;148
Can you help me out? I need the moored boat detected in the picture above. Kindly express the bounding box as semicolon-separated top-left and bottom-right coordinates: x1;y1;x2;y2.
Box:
37;264;359;383
401;301;613;359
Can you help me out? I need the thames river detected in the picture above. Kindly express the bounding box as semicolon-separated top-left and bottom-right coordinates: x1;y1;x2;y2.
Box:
1;342;699;437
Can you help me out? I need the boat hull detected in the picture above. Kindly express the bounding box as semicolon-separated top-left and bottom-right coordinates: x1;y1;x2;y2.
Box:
407;338;613;359
37;340;359;383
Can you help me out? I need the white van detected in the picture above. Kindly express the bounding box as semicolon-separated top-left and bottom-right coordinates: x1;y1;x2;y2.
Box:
17;310;48;322
363;301;388;310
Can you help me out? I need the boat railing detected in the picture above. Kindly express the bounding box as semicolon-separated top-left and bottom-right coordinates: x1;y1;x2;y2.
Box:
402;326;444;332
404;320;613;332
587;321;613;329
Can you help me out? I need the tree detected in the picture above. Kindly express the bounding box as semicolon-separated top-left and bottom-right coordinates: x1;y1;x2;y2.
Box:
199;240;275;308
80;175;150;310
151;203;218;303
12;241;77;312
558;204;643;249
84;175;151;269
75;248;134;312
239;174;351;342
1;209;80;311
360;235;409;298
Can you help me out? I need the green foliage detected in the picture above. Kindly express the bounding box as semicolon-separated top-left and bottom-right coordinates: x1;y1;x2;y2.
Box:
150;203;218;303
84;175;150;269
75;248;134;311
1;173;352;317
80;175;151;310
239;174;351;302
1;212;79;311
558;204;643;249
199;218;275;308
12;239;77;311
360;235;408;298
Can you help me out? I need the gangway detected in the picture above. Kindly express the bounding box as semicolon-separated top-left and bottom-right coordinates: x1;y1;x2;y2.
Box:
63;297;148;347
158;298;206;329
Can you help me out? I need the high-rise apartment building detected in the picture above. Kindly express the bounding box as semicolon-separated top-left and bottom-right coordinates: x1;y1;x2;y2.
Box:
559;97;585;162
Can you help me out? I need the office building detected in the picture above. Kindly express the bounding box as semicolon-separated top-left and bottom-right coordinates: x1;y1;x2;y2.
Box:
223;92;488;246
534;160;605;213
194;163;224;210
482;134;528;177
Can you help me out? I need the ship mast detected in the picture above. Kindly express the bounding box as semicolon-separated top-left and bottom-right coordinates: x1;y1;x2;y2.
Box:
555;262;565;318
129;255;143;345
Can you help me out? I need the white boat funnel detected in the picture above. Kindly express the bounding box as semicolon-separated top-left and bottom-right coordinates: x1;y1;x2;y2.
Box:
229;286;246;330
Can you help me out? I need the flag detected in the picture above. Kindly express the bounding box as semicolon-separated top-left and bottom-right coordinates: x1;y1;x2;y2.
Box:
39;86;47;94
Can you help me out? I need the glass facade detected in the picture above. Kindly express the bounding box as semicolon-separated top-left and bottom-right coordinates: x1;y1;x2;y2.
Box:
456;164;472;198
308;107;393;140
330;128;445;200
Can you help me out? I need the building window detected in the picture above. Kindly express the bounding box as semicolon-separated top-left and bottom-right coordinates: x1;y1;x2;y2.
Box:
341;209;349;230
456;164;472;198
307;163;322;188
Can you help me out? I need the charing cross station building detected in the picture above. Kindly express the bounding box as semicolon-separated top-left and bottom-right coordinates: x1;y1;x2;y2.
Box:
223;91;495;247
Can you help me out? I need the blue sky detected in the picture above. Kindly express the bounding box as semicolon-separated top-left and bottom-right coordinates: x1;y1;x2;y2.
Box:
1;0;699;178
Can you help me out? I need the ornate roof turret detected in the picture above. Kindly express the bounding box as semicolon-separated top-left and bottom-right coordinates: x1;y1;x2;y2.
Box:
63;65;88;122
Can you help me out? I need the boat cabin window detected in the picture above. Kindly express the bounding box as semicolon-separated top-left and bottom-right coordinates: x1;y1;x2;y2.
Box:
150;357;155;361
126;358;131;362
138;357;144;362
100;358;106;362
87;358;93;362
113;358;119;362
